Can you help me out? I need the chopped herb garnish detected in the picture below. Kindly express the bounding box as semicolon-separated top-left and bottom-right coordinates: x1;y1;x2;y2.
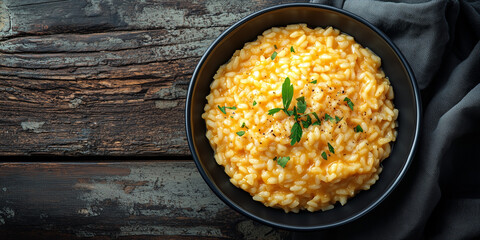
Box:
218;105;236;114
274;44;278;49
218;105;226;114
312;112;321;125
321;151;328;160
268;77;320;145
302;114;312;128
325;113;334;122
290;121;302;145
253;100;257;106
344;97;354;110
241;122;246;128
236;131;245;136
282;77;294;111
310;79;317;84
335;116;343;123
276;156;290;168
296;97;307;114
290;46;295;53
293;106;299;121
328;142;335;154
268;108;283;115
230;116;233;118
271;51;278;60
268;77;295;117
354;125;364;133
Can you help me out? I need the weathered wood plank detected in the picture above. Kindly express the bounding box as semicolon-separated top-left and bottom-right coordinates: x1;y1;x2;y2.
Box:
0;0;307;156
0;161;289;239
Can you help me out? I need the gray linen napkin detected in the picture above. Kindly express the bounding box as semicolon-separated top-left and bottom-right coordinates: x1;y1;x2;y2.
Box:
298;1;480;239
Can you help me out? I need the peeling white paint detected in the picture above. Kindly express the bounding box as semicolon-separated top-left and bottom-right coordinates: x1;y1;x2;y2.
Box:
77;163;227;221
77;206;100;217
0;207;15;226
69;98;83;108
154;84;187;100
121;5;186;30
83;0;103;17
119;225;222;237
0;0;11;37
74;182;95;190
237;220;284;240
21;121;45;133
154;100;178;109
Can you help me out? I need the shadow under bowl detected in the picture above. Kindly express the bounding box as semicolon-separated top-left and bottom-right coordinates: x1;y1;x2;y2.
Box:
186;3;421;231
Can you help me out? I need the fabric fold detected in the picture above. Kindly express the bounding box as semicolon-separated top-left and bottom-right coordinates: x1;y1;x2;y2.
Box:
297;0;480;239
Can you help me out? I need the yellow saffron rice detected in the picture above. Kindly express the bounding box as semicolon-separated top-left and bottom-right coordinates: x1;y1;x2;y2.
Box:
202;24;398;213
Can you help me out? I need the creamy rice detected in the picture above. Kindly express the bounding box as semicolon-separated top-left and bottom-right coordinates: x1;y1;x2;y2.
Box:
202;24;398;213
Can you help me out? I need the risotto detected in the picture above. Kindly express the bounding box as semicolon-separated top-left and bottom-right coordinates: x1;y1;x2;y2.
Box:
202;24;398;213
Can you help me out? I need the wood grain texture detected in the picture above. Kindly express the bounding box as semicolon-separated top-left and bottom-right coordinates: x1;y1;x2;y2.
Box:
0;161;289;239
0;0;308;156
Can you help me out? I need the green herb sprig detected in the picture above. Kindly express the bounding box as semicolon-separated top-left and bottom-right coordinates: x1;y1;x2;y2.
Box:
354;125;363;132
328;142;335;154
218;105;236;114
271;51;278;60
268;77;326;145
274;156;290;168
344;97;354;110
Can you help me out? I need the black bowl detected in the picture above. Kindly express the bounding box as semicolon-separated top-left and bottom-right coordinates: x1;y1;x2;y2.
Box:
186;3;421;231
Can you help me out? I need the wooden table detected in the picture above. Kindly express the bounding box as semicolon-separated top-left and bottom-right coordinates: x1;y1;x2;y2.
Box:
0;0;314;239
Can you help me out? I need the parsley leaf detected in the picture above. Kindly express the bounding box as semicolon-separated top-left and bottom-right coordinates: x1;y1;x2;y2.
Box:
335;116;343;123
282;77;294;111
274;44;278;49
328;142;335;154
253;100;257;106
218;105;226;114
312;112;321;125
310;79;317;84
354;125;364;132
218;105;236;114
290;121;302;145
344;97;354;110
236;131;245;136
293;106;299;121
268;108;283;115
241;122;246;128
296;96;307;114
321;151;328;160
302;114;312;128
271;51;277;60
276;156;290;168
325;113;334;122
290;46;295;53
